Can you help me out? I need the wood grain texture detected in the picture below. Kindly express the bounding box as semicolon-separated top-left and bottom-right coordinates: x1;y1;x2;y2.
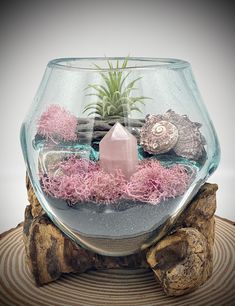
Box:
22;178;218;297
0;217;235;306
146;183;218;296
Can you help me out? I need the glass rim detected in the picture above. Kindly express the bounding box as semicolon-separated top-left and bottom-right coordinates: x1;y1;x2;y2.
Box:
48;57;190;71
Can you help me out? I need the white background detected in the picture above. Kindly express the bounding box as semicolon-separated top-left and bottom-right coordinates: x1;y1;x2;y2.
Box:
0;0;234;233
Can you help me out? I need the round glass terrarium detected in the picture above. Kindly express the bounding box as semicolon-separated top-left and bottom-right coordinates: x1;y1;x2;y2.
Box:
21;57;220;256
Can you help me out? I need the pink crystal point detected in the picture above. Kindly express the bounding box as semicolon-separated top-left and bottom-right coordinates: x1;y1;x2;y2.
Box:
100;122;138;179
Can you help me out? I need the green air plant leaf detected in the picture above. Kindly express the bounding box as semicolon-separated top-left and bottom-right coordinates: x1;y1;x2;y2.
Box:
83;57;151;118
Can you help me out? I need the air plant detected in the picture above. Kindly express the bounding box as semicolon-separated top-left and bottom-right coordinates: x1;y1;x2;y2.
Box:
83;58;150;117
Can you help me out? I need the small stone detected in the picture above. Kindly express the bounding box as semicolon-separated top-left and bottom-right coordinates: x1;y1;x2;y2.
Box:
99;122;138;179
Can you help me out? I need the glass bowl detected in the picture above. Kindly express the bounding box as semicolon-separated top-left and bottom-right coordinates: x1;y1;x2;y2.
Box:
21;57;220;256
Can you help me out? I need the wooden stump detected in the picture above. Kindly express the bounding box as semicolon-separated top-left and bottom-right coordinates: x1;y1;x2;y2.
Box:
23;176;218;296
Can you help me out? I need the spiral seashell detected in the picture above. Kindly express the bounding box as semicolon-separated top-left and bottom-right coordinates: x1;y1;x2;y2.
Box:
163;110;206;160
140;110;206;160
140;116;179;154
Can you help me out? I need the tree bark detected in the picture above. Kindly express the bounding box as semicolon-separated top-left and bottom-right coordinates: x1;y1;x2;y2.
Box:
23;175;217;296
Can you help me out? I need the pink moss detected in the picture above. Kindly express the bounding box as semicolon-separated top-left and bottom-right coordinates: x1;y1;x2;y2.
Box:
41;157;126;204
90;169;127;204
51;155;100;176
37;104;78;142
40;157;190;205
126;159;190;204
41;174;91;204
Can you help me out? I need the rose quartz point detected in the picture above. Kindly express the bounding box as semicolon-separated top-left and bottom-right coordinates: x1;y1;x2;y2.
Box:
99;122;138;179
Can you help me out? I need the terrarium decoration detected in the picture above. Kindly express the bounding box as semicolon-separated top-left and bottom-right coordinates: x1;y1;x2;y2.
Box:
21;57;220;256
140;111;206;160
83;58;150;117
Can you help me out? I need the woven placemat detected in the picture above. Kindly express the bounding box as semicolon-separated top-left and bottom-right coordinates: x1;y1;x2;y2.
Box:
0;217;235;306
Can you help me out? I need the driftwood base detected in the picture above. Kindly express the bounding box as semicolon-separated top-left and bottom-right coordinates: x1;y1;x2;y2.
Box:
23;176;217;296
